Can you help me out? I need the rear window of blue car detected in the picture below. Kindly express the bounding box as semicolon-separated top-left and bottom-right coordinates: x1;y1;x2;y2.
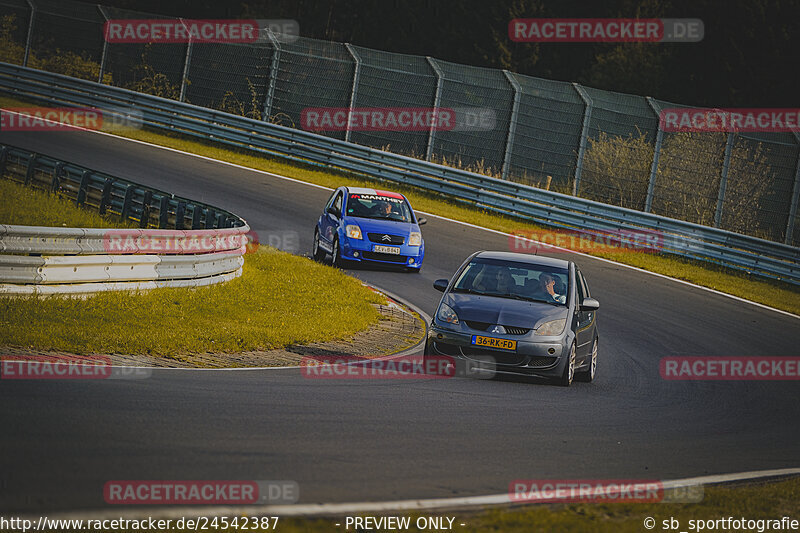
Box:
346;193;412;223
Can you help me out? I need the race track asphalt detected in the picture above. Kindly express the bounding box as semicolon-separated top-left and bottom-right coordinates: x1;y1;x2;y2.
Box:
1;129;798;513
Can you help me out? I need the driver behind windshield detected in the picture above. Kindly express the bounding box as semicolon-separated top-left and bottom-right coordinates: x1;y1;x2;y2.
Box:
536;272;566;304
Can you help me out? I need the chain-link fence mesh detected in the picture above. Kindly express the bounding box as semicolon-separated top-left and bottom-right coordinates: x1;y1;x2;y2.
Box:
429;59;514;176
186;41;271;118
506;73;584;192
270;38;354;138
101;7;186;97
580;88;659;211
347;45;437;157
1;0;799;247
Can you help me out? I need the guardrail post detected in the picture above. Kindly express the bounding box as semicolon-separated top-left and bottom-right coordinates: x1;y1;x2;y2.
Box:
425;57;444;161
178;19;193;102
97;5;110;84
51;162;64;193
204;208;216;229
121;184;134;221
175;201;186;229
0;147;8;177
644;97;664;213
263;29;281;120
785;132;800;245
501;70;521;181
76;170;91;206
98;178;113;215
572;83;593;196
191;204;202;229
344;43;361;143
24;153;37;185
22;0;35;67
714;132;735;228
140;190;152;228
158;196;170;228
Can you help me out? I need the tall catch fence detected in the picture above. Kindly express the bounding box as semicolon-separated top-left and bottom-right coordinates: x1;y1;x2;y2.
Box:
1;0;798;247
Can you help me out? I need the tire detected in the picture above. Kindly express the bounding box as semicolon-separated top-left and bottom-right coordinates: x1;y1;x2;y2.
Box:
575;338;597;383
558;343;576;387
312;228;326;262
331;236;343;267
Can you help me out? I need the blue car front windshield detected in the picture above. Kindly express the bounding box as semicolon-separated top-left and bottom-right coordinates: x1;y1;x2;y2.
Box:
346;193;412;223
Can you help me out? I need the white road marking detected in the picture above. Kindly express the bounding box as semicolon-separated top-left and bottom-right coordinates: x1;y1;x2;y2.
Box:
36;467;800;519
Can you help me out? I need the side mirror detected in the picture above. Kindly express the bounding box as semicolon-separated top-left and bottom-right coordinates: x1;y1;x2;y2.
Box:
580;297;600;311
418;217;427;226
433;279;449;292
326;206;339;217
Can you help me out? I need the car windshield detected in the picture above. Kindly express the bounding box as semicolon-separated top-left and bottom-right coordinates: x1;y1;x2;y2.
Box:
452;258;569;306
345;193;412;223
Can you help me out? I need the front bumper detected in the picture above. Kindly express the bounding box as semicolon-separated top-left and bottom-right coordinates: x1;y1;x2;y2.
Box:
341;237;424;268
427;322;569;379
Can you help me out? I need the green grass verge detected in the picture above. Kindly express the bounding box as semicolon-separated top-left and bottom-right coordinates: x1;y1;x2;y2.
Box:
33;476;796;532
0;177;134;228
1;95;799;315
0;179;384;356
273;477;800;533
0;247;384;355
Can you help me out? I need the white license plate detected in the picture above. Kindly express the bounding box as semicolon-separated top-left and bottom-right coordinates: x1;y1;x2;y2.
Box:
373;245;401;254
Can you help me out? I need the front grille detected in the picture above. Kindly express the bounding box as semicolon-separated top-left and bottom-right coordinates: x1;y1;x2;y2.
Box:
460;346;525;365
362;251;407;263
504;326;531;335
367;233;405;245
432;341;460;356
465;320;491;331
527;356;557;367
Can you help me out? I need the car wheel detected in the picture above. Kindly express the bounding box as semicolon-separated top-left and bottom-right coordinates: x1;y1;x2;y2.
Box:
575;338;597;382
331;236;344;267
558;343;576;387
312;229;326;262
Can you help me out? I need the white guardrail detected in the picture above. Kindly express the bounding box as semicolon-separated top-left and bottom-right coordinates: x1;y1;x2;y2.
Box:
0;225;250;295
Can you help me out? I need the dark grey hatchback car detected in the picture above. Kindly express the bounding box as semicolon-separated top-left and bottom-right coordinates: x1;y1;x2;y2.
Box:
425;251;599;386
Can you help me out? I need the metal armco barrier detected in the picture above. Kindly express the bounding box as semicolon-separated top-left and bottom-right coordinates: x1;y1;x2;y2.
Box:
0;63;798;285
0;139;250;295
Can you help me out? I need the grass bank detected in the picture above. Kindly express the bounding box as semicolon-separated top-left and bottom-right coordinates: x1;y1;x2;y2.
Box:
0;179;384;356
1;95;798;315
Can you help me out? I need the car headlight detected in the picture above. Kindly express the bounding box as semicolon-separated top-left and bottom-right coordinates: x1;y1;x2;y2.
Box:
436;303;459;325
535;318;566;336
408;232;422;246
345;224;362;239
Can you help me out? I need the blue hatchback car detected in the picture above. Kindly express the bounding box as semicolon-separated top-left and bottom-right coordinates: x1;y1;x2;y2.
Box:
312;187;426;271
